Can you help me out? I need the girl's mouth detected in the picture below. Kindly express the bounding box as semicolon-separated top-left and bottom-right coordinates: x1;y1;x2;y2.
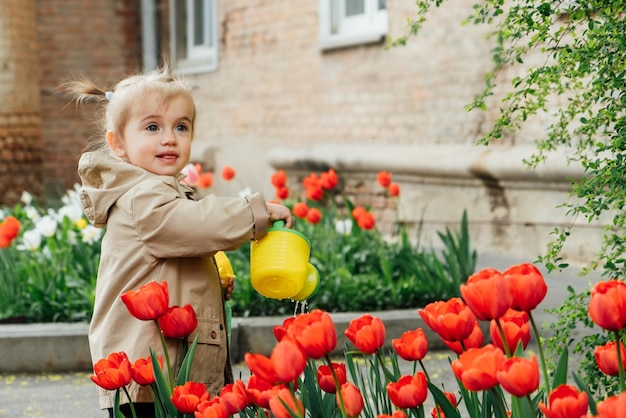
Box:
157;152;178;162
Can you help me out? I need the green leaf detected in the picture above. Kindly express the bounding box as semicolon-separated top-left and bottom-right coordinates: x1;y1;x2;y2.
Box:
150;348;178;417
428;382;462;418
552;345;569;389
176;335;199;386
572;371;598;415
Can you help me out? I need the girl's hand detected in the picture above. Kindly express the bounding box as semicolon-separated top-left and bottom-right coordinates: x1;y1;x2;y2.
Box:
222;276;235;301
267;202;293;228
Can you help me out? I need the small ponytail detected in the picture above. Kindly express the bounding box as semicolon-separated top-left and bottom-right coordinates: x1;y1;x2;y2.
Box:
61;78;109;104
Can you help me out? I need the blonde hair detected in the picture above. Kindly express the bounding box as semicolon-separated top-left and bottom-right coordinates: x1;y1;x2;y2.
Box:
63;64;196;152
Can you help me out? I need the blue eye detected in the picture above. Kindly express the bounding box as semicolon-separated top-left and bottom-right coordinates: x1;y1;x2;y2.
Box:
147;124;158;132
176;124;188;132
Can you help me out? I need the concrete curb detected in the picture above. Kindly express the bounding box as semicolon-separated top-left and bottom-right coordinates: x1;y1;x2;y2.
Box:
0;309;468;373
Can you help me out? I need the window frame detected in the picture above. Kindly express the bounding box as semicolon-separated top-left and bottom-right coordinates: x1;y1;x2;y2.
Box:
169;0;218;74
318;0;389;51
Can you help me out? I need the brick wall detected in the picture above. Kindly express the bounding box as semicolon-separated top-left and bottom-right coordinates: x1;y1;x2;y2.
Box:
0;0;42;205
36;0;142;198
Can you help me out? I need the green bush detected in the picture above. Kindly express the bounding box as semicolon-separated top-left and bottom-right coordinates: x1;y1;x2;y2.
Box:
228;208;476;317
0;188;100;323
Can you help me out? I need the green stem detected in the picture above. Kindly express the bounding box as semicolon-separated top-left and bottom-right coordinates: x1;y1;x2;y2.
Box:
154;319;174;388
490;387;509;418
418;359;431;382
122;387;138;418
375;351;395;383
528;311;550;397
325;354;348;418
525;394;539;418
614;330;626;392
495;320;512;358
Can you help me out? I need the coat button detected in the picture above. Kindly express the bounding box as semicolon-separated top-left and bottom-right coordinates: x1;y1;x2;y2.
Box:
211;330;217;339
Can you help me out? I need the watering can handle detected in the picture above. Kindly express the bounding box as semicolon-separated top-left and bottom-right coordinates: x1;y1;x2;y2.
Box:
272;220;286;229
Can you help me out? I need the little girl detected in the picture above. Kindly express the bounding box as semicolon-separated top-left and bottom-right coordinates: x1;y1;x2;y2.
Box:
65;65;292;417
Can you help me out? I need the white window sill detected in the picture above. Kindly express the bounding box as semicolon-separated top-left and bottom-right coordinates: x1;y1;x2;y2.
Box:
319;30;387;51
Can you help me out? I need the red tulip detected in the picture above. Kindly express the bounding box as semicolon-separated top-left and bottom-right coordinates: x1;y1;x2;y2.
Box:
594;341;626;376
356;211;376;230
306;208;322;224
418;298;476;342
430;392;458;418
490;309;531;353
461;268;512;321
219;380;248;416
221;166;235;181
441;320;484;354
292;202;309;219
269;387;304;418
0;216;21;248
158;304;198;339
351;206;367;220
90;352;132;390
503;263;548;312
120;280;169;321
271;169;287;189
273;316;295;342
275;186;289;200
392;328;428;361
195;398;228;418
244;337;306;385
198;172;213;189
538;384;589;418
320;169;339;190
345;314;386;354
171;381;209;414
287;309;337;359
386;372;428;409
451;344;506;391
304;173;324;201
339;382;364;418
131;355;162;386
317;362;346;394
379;412;408;418
497;355;540;397
377;170;392;188
596;392;626;418
245;375;275;409
588;280;626;331
388;183;400;197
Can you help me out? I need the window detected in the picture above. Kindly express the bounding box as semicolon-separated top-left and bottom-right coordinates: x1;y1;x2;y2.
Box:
170;0;218;74
318;0;388;50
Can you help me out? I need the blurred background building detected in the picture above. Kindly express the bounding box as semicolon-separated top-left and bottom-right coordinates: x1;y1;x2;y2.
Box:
0;0;604;264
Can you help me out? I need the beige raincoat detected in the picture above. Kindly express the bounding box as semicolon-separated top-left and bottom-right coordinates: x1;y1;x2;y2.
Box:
78;151;270;409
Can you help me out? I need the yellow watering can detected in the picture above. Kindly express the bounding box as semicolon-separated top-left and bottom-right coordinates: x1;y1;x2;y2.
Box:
249;220;319;300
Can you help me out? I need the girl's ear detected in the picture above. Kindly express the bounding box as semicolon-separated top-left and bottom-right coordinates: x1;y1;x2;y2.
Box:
106;131;126;158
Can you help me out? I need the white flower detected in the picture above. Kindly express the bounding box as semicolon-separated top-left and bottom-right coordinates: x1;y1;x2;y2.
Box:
335;219;353;235
81;225;102;245
25;206;40;222
36;215;57;238
58;204;84;223
66;230;78;246
238;187;253;198
21;191;33;206
18;229;42;251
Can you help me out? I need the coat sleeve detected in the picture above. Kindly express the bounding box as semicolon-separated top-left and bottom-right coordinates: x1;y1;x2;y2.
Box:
128;178;270;258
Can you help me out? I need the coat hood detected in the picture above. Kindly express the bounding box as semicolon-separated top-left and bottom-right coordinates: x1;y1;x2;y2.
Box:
78;151;187;227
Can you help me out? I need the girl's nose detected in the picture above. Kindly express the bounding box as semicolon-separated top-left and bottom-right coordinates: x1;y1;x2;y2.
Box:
161;131;178;145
